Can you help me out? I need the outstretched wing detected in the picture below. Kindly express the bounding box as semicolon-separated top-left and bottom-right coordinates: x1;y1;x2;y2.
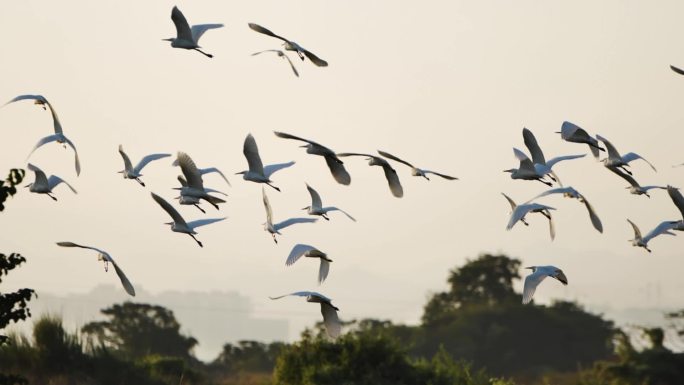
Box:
171;6;193;42
135;153;172;174
48;175;77;194
318;259;330;285
199;167;231;186
522;270;548;304
671;65;684;75
56;241;105;255
582;198;603;233
643;221;678;244
262;187;273;225
377;150;414;169
545;154;586;169
423;170;458;180
269;291;316;300
320;302;341;338
186;217;226;230
27;163;49;188
596;134;622;160
190;24;223;44
626;218;642;240
264;161;295;178
62;136;81;176
501;192;517;211
667;186;684;220
513;148;536;172
176;152;203;189
523;128;546;165
282;54;300;77
274;217;318;231
248;23;289;42
324;155;351;185
273;131;311;144
323;207;356;222
302;48;328;67
606;166;639;188
27;134;60;159
306;183;323;208
118;145;134;171
151;192;187;227
621;152;657;172
382;164;403;198
286;244;316;266
110;258;136;296
244;134;265;175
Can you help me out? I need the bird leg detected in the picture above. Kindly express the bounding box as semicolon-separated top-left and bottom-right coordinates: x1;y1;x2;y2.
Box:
540;211;551;220
620;166;632;176
521;218;530;226
272;233;278;244
189;234;203;248
645;246;652;253
266;182;281;192
537;178;553;187
194;48;213;58
136;178;146;187
193;204;206;214
47;192;58;201
422;175;430;181
103;260;109;272
296;51;305;61
322;213;330;221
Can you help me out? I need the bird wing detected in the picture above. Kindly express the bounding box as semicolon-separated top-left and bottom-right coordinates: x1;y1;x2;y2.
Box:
199;167;231;186
582;197;603;233
553;269;569;285
545;154;586;169
606;166;639;188
282;54;300;77
286;244;316;266
377;150;414;168
641;186;666;192
337;152;373;158
3;94;48;107
528;187;573;202
176;152;204;188
621;152;657;172
248;23;289;42
244;134;265;175
190;24;223;44
186;217;226;230
27;163;49;188
382;164;403;198
318;259;330;285
523;128;546;165
262;187;274;225
513;148;536;172
306;183;323;209
423;170;458;180
627;219;642;240
171;6;193;42
274;217;318;231
263;161;295;178
269;291;317;300
302;48;328;67
251;49;283;56
667;186;684;220
546;210;556;241
273;131;313;144
595;134;623;161
560;121;582;140
501;192;517;211
118;145;134;172
56;241;106;255
643;221;679;244
323;207;356;222
151;192;188;227
320;302;341;338
324;155;351;185
62;136;81;176
177;175;188;187
671;65;684;75
507;204;555;231
48;175;77;194
27;134;60;159
134;153;172;174
110;257;136;297
522;269;548;304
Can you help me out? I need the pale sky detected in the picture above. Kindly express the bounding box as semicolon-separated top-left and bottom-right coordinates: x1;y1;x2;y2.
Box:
2;0;684;357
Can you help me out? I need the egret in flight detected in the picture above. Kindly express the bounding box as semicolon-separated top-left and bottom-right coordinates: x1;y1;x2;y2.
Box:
377;150;458;181
557;121;604;159
285;244;333;285
596;134;656;175
262;187;317;243
520;128;586;185
269;291;341;338
118;145;171;187
337;153;403;197
504;148;554;186
238;134;295;192
163;6;223;58
248;23;328;67
173;152;226;211
627;219;678;253
502;193;555;240
4;94;80;175
606;166;665;197
274;131;350;185
303;183;356;221
522;266;568;304
252;50;299;77
531;186;603;233
56;242;135;296
151;192;226;247
25;163;77;200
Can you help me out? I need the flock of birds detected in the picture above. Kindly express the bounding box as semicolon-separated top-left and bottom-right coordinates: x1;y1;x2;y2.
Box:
3;5;684;338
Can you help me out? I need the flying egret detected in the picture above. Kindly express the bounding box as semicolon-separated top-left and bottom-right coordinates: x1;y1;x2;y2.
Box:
237;134;295;192
531;186;603;233
171;157;231;187
4;95;80;175
56;242;135;296
163;6;223;58
557;121;604;159
173;152;226;212
503;193;555;240
274;131;350;185
175;175;227;213
25;163;77;201
522;266;568;304
269;291;340;338
596;134;656;175
262;187;317;243
303;183;356;221
377;150;458;181
503;148;554;186
285;244;332;285
520;128;586;185
627;219;678;253
118;145;170;187
337;153;403;197
666;186;684;231
150;192;226;248
252;50;299;77
606;166;665;197
671;65;684;75
248;23;328;67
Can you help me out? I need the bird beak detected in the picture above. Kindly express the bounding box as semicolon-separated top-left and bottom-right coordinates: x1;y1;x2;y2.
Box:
164;222;173;225
524;266;534;270
299;145;308;148
162;38;173;42
301;207;308;210
503;169;513;173
235;171;246;175
554;131;561;134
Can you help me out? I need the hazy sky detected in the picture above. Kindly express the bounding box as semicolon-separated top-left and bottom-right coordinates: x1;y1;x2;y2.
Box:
2;0;684;350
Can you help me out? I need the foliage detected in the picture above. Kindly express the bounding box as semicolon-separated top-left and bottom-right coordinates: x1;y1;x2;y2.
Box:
213;340;286;373
0;169;25;212
82;302;198;361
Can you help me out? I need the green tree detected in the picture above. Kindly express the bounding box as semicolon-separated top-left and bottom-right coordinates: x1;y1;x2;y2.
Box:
213;340;286;373
0;169;25;212
82;302;197;361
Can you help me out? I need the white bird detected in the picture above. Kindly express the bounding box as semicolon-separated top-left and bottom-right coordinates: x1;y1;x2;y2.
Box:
531;186;603;233
337;153;403;197
666;186;684;231
25;163;77;200
163;6;223;58
596;134;656;175
285;244;333;285
173;152;226;212
274;131;350;185
262;187;317;243
522;266;568;304
118;145;171;187
171;157;231;187
520;128;586;185
248;23;328;67
151;192;226;248
252;50;299;77
377;150;458;181
503;148;554;187
269;291;341;338
503;193;555;240
56;242;135;296
4;95;80;176
627;219;678;253
606;166;665;198
303;184;355;221
671;65;684;75
175;175;227;213
237;134;295;192
557;121;604;159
